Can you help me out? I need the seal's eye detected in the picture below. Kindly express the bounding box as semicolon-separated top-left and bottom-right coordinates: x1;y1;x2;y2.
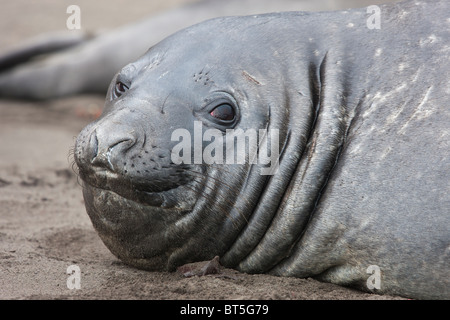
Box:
210;104;235;121
114;81;129;98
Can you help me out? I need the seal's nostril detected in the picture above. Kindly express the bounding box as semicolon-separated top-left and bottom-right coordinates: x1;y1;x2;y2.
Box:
90;130;99;161
90;134;136;171
108;139;134;152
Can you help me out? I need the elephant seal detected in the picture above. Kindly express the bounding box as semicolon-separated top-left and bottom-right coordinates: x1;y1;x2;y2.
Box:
0;0;395;100
74;0;449;300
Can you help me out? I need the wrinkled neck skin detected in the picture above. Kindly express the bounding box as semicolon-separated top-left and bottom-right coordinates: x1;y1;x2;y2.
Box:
222;17;360;272
76;9;369;272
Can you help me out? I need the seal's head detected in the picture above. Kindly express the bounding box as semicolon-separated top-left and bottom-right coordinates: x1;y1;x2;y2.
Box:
74;14;323;271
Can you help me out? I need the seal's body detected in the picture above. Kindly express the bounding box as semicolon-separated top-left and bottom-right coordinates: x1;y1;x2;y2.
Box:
75;0;449;299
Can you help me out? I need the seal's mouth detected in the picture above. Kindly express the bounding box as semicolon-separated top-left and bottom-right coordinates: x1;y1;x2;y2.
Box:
78;168;191;208
80;179;199;271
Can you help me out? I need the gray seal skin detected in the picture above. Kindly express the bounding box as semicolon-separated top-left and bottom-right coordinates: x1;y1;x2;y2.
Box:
74;0;449;299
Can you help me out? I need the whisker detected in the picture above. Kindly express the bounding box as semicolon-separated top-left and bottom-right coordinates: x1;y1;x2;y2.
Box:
67;144;87;190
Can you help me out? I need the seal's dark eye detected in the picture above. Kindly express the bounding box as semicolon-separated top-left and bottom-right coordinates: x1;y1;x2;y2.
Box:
114;81;129;98
210;104;235;121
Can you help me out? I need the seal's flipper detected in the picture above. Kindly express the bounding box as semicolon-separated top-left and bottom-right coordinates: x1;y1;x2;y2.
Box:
0;31;92;72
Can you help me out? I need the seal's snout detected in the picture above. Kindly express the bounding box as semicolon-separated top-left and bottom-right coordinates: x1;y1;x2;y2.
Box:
75;118;139;176
89;128;137;171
